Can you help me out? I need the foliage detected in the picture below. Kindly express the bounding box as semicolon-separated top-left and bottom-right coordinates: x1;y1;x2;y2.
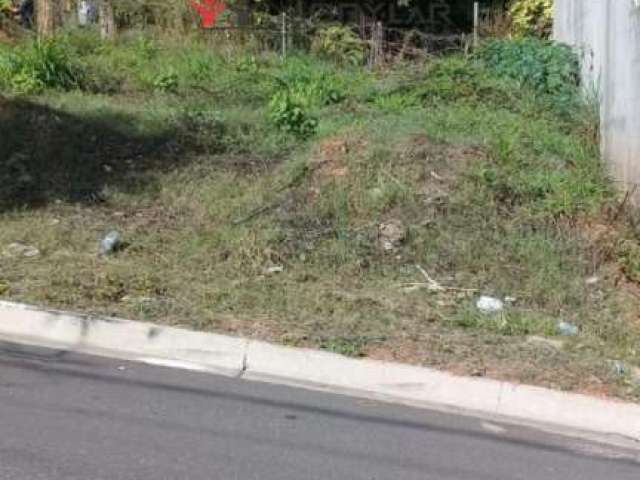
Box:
61;28;107;57
477;38;578;98
153;71;179;93
275;71;344;108
268;91;318;138
135;35;159;60
419;55;517;103
619;241;640;284
311;25;365;66
509;0;554;38
112;0;198;31
0;38;82;94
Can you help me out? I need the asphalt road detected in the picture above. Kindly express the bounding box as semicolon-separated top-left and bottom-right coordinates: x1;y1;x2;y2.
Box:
0;341;639;480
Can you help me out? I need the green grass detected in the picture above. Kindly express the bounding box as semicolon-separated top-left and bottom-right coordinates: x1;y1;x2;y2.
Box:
2;30;640;398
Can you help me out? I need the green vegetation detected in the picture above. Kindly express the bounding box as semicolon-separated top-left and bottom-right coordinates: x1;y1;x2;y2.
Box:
478;38;578;97
311;25;365;66
509;0;554;38
0;38;83;93
2;30;640;398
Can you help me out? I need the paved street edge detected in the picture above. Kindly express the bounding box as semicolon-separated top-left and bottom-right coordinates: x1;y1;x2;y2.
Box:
1;300;639;444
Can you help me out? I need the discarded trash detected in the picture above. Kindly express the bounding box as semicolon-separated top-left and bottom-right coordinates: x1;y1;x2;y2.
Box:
556;321;579;337
3;242;40;258
526;336;564;350
476;296;504;314
100;230;122;255
265;265;284;274
585;276;599;286
609;360;627;377
382;241;394;252
504;296;517;304
378;219;405;252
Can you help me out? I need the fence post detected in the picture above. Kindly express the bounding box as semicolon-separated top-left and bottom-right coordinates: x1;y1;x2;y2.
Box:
473;1;480;49
369;21;383;68
281;11;287;61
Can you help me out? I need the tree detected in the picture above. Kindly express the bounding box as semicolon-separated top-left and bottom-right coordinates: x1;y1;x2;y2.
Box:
99;0;115;39
35;0;62;37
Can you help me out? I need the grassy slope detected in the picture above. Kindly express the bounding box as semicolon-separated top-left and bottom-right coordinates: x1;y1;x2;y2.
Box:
1;31;640;399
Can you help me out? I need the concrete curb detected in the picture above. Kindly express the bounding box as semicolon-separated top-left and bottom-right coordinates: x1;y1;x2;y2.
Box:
1;300;640;445
0;301;247;377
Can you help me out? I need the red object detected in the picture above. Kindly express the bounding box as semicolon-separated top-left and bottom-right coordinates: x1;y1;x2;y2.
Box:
192;0;226;28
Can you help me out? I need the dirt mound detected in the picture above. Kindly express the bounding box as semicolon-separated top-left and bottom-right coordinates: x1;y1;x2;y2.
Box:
310;137;353;182
396;134;487;208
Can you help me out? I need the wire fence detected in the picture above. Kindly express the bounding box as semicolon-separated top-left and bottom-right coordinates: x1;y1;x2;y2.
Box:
1;5;472;67
193;13;471;67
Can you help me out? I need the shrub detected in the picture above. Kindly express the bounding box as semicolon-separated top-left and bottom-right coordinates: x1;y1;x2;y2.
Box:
477;38;578;98
509;0;554;38
311;25;364;66
417;55;528;110
268;91;318;138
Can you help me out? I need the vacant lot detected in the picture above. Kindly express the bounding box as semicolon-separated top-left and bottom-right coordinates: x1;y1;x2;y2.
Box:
2;31;640;399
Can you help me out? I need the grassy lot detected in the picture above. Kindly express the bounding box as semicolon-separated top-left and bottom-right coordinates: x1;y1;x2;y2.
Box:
2;31;640;399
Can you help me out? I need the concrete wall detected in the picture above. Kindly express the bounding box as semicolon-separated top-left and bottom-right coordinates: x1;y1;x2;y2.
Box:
555;0;640;196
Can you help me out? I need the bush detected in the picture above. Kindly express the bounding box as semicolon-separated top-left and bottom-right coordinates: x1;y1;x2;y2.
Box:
311;25;364;66
509;0;554;38
419;56;516;103
477;38;578;98
269;91;318;138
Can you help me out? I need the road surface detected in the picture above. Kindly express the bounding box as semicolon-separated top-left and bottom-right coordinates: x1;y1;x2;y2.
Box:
0;341;638;479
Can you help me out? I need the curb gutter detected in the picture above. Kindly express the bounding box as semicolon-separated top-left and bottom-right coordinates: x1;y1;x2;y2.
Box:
1;300;639;446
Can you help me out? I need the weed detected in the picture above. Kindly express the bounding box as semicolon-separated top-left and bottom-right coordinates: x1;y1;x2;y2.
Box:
135;35;159;60
618;241;640;283
454;308;555;337
269;91;318;138
153;71;179;93
320;335;382;357
235;54;259;73
0;38;83;93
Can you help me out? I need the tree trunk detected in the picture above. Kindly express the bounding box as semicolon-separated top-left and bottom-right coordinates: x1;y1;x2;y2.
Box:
99;0;115;40
35;0;62;37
